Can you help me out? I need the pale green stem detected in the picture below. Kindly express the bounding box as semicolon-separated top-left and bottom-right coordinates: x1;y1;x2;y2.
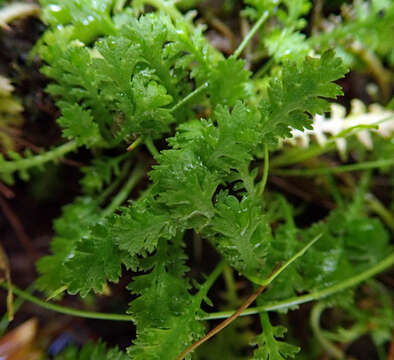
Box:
270;142;336;168
0;285;34;336
366;193;394;231
233;11;269;59
97;159;133;205
2;253;393;323
200;252;394;320
127;137;142;151
223;265;238;306
257;144;269;196
145;137;160;159
196;260;225;303
141;0;182;21
254;57;274;78
247;233;322;286
271;158;394;177
270;119;393;168
170;82;209;113
0;141;78;174
102;162;145;217
310;302;344;359
114;0;127;13
1;283;135;322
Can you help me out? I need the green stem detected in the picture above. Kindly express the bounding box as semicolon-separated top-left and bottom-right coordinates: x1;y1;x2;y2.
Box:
127;137;142;151
270;142;336;168
223;265;238;306
97;160;133;205
257;144;269;196
3;253;393;323
170;82;209;113
114;0;127;13
102;162;145;217
0;141;78;174
0;285;34;337
310;302;344;359
196;260;225;303
142;0;182;21
254;57;274;78
233;10;269;59
271;117;393;168
145;137;160;159
247;233;322;286
199;252;394;320
325;174;343;207
271;158;394;177
366;193;394;231
0;284;135;322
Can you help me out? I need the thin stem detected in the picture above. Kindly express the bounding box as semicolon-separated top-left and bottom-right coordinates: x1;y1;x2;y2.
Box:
270;117;393;168
178;235;320;358
348;171;371;219
114;0;127;13
127;137;142;151
0;283;135;322
199;252;394;321
196;260;225;302
177;284;267;360
270;142;336;168
0;140;78;175
247;233;322;286
145;137;160;159
102;162;145;217
141;0;182;21
254;57;274;78
97;159;133;205
366;193;394;231
257;144;269;196
0;284;35;337
3;254;393;324
271;158;394;177
233;11;269;59
170;82;209;113
223;265;238;306
310;302;344;359
325;174;344;207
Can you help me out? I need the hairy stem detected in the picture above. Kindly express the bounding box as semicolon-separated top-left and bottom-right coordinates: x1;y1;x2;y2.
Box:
177;235;320;358
97;159;133;205
310;302;344;359
3;253;393;325
0;140;78;175
177;284;267;360
142;0;182;21
102;162;146;217
145;137;160;159
170;82;209;113
247;233;321;286
270;142;336;168
200;252;394;320
223;265;238;306
257;144;269;196
366;193;394;231
233;10;269;59
0;283;135;322
271;158;394;177
196;260;225;302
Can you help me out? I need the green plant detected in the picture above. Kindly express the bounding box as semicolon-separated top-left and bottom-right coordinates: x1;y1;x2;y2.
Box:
0;0;393;359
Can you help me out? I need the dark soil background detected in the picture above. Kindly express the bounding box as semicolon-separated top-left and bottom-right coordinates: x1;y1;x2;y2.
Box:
0;1;392;359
